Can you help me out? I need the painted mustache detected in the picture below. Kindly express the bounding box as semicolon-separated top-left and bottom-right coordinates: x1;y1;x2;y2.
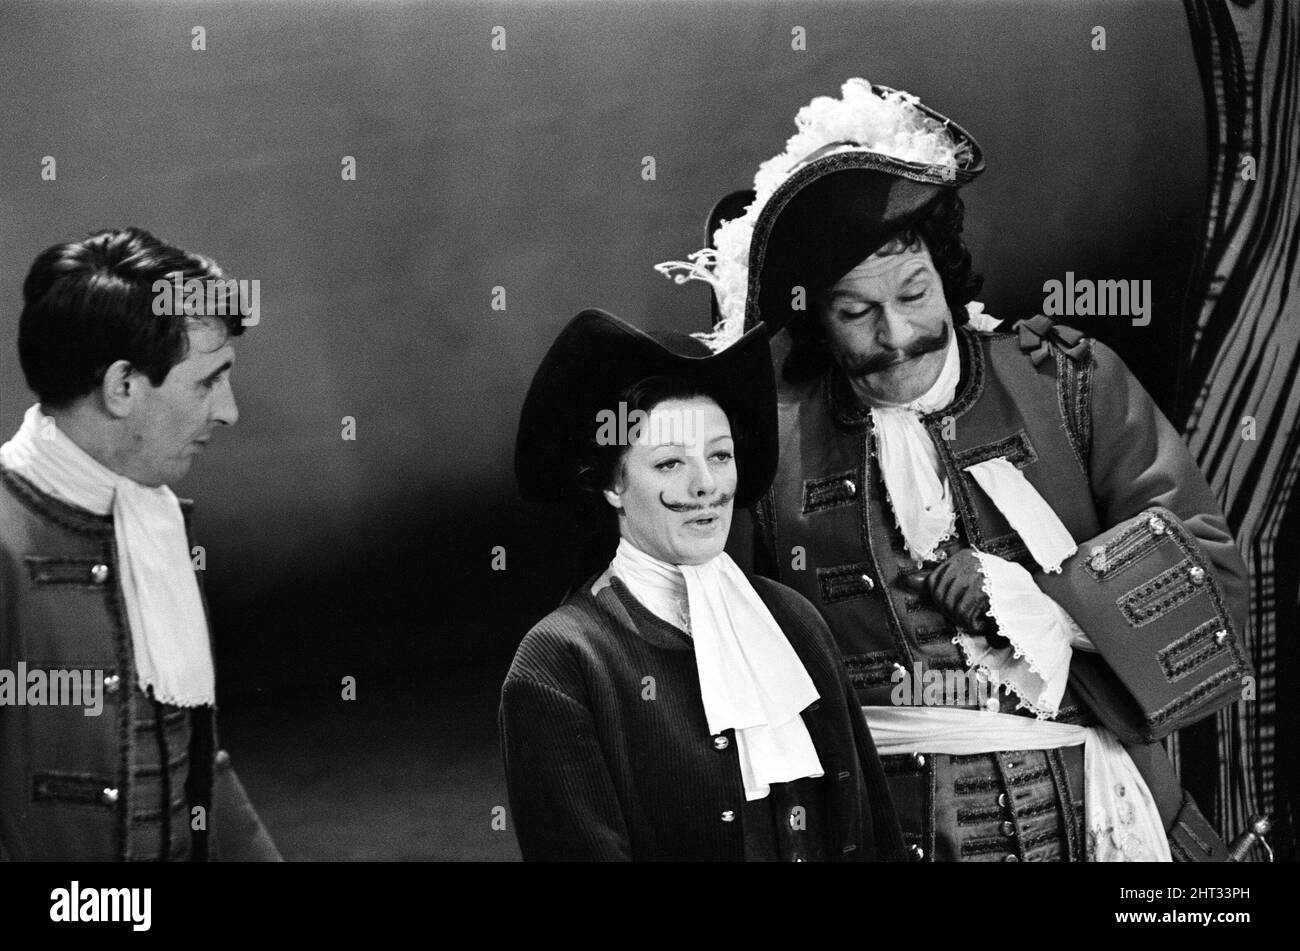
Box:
844;323;949;377
659;491;735;514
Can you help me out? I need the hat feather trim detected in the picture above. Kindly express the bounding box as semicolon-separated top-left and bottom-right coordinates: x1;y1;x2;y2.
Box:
656;79;976;352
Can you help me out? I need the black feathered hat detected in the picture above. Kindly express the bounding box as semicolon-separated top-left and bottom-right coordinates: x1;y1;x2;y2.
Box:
658;81;985;347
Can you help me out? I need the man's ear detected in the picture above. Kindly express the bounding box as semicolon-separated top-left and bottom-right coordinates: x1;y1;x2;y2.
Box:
100;360;137;419
602;488;622;511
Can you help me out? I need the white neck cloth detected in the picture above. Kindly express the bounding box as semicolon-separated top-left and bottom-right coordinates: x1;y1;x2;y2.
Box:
869;326;962;561
0;404;215;707
611;537;824;800
868;315;1077;573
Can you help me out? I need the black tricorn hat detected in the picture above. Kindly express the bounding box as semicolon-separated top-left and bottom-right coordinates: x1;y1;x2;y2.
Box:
742;88;985;336
515;308;777;508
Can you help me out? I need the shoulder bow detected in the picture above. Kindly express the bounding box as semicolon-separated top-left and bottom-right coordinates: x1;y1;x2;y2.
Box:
1016;315;1092;366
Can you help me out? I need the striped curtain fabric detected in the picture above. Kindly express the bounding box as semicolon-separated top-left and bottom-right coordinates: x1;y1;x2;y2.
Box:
1178;0;1299;860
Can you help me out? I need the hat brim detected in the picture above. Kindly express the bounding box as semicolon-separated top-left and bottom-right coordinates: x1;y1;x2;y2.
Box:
515;308;777;508
742;85;985;337
746;150;982;336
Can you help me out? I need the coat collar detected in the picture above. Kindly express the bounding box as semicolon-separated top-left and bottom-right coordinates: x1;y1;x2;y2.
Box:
0;464;196;537
589;568;695;651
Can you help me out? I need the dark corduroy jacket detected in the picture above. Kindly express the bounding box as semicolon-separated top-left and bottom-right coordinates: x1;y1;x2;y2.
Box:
499;566;907;861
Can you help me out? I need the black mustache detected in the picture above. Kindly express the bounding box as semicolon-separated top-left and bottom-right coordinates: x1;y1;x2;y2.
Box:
844;324;949;377
660;492;735;514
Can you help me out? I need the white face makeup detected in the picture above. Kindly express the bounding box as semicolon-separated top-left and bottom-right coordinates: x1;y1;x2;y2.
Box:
604;396;737;566
819;240;953;406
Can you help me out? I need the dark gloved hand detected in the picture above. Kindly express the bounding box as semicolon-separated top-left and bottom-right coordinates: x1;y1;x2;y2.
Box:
900;547;1007;646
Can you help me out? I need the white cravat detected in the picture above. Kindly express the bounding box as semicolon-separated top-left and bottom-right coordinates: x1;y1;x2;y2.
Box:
0;404;215;707
869;324;964;561
611;538;824;800
869;311;1077;573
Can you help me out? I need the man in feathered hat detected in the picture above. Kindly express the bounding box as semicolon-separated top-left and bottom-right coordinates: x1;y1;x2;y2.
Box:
658;79;1252;862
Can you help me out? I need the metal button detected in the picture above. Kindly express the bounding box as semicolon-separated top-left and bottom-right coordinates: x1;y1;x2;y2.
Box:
103;674;121;696
908;843;925;861
842;478;857;497
1214;629;1229;645
90;563;110;584
100;787;119;806
1148;515;1167;535
997;792;1009;808
1000;820;1015;836
713;735;729;751
1003;853;1020;862
859;572;875;591
788;809;802;830
1189;566;1206;585
1089;549;1107;572
720;810;735;823
911;752;926;768
794;856;807;863
215;749;232;768
933;550;948;561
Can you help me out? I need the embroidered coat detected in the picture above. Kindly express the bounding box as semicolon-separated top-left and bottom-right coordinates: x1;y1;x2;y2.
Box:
735;319;1250;861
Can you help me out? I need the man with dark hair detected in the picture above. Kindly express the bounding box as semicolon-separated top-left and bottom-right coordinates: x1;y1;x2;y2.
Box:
0;227;279;860
659;80;1252;862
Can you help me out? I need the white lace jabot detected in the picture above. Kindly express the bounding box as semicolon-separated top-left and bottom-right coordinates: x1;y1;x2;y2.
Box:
611;538;824;800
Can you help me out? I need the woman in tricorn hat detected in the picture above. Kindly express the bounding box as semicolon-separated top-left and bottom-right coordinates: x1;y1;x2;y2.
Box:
501;307;906;861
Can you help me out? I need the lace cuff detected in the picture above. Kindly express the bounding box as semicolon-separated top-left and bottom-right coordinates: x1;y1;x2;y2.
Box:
952;551;1075;718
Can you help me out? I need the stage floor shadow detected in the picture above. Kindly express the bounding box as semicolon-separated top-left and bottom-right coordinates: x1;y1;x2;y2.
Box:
219;660;522;861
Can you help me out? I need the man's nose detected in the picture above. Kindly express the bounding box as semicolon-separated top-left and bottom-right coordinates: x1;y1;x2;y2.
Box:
875;304;915;351
213;381;239;427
